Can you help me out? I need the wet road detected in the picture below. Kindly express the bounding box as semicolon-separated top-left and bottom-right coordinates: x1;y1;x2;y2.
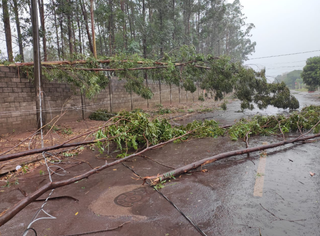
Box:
0;91;320;236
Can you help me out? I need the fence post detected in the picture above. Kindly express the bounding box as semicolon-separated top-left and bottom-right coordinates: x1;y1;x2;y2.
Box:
145;73;149;108
109;79;113;112
31;0;45;129
170;83;172;104
80;91;86;120
179;82;181;103
159;79;162;105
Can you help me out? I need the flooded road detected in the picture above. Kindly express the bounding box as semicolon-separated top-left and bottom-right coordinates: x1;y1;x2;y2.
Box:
181;91;320;126
0;91;319;236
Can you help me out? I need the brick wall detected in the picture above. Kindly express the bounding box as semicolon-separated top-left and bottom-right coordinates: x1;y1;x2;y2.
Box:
0;66;201;134
0;67;37;134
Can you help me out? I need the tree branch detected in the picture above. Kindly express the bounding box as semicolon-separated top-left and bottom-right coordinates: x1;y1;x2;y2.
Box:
0;131;192;227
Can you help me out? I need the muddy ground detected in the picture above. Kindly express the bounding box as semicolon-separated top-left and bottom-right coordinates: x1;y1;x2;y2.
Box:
0;91;319;236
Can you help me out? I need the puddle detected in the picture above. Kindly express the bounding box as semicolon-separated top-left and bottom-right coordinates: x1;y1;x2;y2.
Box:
89;184;148;219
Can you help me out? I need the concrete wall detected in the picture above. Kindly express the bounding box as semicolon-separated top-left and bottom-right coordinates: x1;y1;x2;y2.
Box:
0;66;201;134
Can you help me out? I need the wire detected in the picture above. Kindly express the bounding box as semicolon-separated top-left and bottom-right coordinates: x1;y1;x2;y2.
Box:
266;65;305;70
263;60;306;65
248;49;320;60
22;228;37;236
121;162;208;236
23;152;66;236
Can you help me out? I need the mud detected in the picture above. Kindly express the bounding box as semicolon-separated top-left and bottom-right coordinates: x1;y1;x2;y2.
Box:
0;91;320;236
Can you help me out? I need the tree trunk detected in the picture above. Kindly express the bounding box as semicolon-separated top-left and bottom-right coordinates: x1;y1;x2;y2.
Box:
130;2;136;39
52;0;61;60
109;0;115;55
127;3;133;40
12;0;24;61
90;0;97;58
72;11;77;55
102;28;108;55
159;7;164;57
79;0;93;54
97;24;103;56
38;0;47;61
142;0;147;58
2;0;13;62
120;0;127;50
76;4;82;54
60;18;65;59
172;0;175;42
67;8;73;55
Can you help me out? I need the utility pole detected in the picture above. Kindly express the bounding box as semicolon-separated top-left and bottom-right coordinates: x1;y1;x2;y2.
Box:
31;0;45;130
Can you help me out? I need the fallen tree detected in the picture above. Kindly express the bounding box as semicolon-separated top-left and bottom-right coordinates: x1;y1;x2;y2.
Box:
0;139;102;162
143;132;320;185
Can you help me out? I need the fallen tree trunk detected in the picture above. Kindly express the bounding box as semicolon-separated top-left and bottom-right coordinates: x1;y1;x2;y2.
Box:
0;132;192;227
45;66;168;71
0;117;120;162
0;59;204;68
143;133;320;184
0;139;104;162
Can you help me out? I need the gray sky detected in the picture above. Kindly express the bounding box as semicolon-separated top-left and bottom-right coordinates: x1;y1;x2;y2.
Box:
240;0;320;82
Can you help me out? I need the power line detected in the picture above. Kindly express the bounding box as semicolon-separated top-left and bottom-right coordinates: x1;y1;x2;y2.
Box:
252;60;306;66
248;50;320;60
267;65;305;70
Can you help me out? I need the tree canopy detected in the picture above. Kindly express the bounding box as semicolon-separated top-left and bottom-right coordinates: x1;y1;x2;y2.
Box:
301;56;320;91
0;0;256;63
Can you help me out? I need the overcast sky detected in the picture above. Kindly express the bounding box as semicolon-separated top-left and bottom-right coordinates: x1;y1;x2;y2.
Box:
240;0;320;82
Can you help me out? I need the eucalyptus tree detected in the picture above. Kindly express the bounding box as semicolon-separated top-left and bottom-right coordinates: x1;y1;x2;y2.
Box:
222;0;255;62
2;0;13;61
12;0;24;61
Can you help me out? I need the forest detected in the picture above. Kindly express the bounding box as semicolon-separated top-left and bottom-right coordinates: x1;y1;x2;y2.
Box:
0;0;256;62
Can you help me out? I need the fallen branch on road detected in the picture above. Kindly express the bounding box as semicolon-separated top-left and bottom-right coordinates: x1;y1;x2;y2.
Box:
0;131;192;227
143;132;320;185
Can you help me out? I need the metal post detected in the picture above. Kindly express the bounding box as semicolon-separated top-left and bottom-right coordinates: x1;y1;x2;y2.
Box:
31;0;45;131
159;79;162;104
170;83;172;104
80;91;86;120
109;79;113;112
